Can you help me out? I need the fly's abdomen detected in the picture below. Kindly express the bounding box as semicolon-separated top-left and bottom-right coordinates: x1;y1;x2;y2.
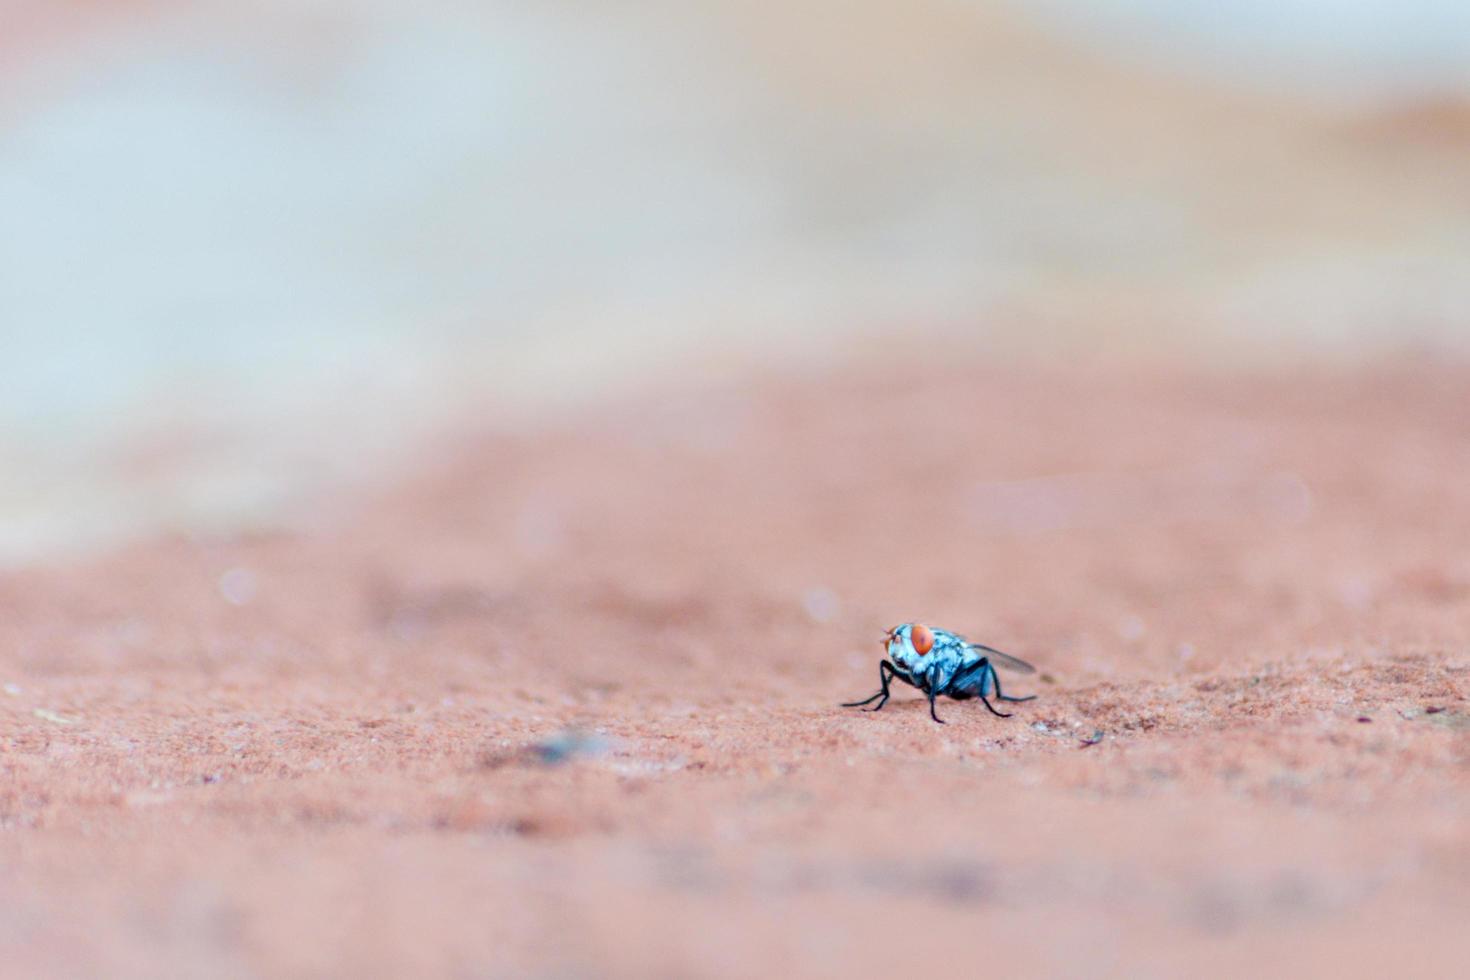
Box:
947;662;995;700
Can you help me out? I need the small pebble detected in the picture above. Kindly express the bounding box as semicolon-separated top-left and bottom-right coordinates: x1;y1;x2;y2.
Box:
1357;716;1372;723
33;708;77;725
529;730;609;766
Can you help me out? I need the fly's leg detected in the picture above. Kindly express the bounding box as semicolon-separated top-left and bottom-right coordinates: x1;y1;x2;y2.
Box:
843;661;897;711
978;694;1012;718
991;667;1037;703
927;687;945;724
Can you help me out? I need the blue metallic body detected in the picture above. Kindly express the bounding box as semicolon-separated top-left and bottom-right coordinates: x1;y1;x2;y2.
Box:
844;623;1037;723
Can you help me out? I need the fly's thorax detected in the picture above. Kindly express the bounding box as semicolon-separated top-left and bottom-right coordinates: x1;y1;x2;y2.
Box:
889;646;964;683
926;648;963;690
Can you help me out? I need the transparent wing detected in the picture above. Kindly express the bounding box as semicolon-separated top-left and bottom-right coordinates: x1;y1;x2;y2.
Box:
964;642;1036;674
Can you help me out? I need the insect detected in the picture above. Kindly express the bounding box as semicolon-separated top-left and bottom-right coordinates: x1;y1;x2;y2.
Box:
843;623;1037;724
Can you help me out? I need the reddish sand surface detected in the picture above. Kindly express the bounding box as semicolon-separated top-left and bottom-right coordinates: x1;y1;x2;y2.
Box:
3;358;1470;978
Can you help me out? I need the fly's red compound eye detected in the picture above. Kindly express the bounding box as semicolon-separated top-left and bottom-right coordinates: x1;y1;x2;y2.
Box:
910;624;934;655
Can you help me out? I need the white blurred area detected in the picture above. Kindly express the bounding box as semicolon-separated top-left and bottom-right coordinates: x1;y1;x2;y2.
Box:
2;0;1469;560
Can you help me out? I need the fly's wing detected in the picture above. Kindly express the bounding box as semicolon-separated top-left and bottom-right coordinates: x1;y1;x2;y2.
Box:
964;642;1036;674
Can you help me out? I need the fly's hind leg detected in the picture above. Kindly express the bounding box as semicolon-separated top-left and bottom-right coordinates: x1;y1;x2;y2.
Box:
978;694;1012;718
990;666;1037;703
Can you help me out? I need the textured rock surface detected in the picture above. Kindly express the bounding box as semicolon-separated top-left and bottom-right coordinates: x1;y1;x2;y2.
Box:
3;359;1469;977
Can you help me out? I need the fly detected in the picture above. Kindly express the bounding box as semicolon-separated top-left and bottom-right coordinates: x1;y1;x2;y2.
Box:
842;623;1037;724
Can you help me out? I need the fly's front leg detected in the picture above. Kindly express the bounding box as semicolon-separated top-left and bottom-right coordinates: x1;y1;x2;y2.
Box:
869;662;904;711
843;661;897;711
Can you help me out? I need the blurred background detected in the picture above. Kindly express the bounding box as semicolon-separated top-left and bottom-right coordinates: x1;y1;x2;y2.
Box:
4;0;1469;563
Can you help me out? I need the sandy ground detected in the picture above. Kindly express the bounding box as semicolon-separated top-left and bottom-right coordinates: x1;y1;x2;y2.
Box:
3;355;1470;978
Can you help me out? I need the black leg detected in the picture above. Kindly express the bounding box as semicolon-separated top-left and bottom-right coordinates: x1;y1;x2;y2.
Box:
928;688;945;724
990;668;1037;703
843;661;896;710
978;694;1011;718
871;663;918;709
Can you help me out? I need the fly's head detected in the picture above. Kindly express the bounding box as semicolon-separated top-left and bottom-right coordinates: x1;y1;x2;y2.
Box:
884;622;935;673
